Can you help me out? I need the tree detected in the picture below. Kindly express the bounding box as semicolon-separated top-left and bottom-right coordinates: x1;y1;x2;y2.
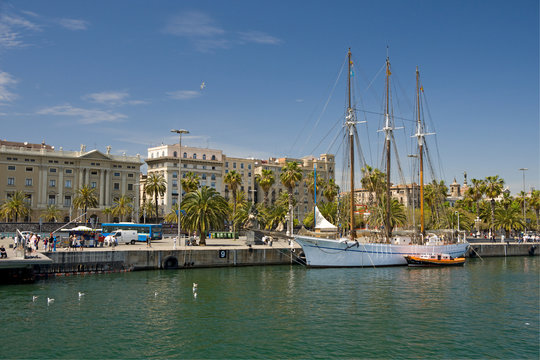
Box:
73;185;98;222
465;178;486;219
112;195;133;222
304;171;325;201
494;203;524;237
165;203;180;224
361;165;386;207
102;207;113;223
224;170;242;236
323;178;339;203
0;191;30;222
145;173;167;222
280;161;303;234
181;171;200;194
43;204;62;222
255;169;275;207
529;189;540;230
367;197;407;233
484;175;505;232
181;186;229;245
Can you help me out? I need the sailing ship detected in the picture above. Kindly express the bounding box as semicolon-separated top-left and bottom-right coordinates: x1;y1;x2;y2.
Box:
294;49;469;267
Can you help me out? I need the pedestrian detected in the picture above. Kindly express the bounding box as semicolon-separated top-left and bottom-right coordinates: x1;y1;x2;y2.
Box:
53;236;57;252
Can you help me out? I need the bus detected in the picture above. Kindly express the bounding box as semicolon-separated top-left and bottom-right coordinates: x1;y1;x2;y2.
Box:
101;223;163;242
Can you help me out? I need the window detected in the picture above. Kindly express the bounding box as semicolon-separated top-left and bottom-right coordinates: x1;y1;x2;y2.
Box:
241;163;244;169
24;194;31;205
202;165;206;169
26;167;33;172
64;195;71;207
172;180;178;187
211;174;216;180
173;151;177;157
128;184;133;191
233;163;236;169
65;180;72;188
225;169;229;174
7;177;14;186
248;164;251;170
202;174;207;180
91;171;97;175
173;172;178;178
203;154;206;160
211;155;216;160
91;182;97;188
48;195;56;205
183;152;187;158
49;179;56;187
128;173;134;178
114;172;120;177
211;182;216;188
114;183;120;190
193;153;197;159
225;162;228;167
65;169;72;174
8;165;15;170
50;168;57;173
183;164;187;168
25;178;32;186
248;172;252;177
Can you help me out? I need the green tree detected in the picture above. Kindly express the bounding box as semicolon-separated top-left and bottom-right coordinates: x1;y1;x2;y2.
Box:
0;191;30;222
304;171;325;201
484;175;505;231
145;173;167;222
255;169;275;207
73;185;98;222
181;171;200;194
102;207;113;223
367;197;407;233
361;165;386;207
224;170;242;236
43;204;62;222
465;178;486;219
323;178;339;203
181;186;229;245
494;203;524;237
112;195;133;222
280;162;303;234
529;189;540;230
165;203;180;224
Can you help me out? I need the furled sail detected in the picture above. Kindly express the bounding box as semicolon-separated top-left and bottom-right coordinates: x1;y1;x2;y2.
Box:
315;206;337;231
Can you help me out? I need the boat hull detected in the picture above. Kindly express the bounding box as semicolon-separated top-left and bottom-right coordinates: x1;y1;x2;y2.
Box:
294;235;470;267
405;256;466;267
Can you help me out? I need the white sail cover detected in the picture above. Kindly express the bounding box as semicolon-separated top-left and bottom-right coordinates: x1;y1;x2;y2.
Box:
315;206;337;231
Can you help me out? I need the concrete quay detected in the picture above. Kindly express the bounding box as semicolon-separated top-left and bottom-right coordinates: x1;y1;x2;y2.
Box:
466;240;539;257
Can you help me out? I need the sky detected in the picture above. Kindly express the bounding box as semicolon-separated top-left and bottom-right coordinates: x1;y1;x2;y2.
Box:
0;0;538;195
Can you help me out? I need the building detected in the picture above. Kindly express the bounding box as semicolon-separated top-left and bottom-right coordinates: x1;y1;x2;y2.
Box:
353;183;421;209
0;140;143;222
145;143;336;223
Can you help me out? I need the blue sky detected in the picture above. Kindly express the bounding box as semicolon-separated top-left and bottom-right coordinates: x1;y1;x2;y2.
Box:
0;0;538;194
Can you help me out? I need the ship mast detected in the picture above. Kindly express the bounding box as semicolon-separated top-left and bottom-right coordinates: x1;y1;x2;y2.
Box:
345;49;357;240
383;57;392;241
417;67;425;239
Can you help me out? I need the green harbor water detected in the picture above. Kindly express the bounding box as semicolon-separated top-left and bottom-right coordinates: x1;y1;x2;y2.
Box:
1;257;538;359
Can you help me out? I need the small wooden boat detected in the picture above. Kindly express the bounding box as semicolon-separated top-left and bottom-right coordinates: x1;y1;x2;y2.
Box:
405;253;466;267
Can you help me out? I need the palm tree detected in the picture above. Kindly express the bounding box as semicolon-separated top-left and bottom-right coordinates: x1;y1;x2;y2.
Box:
43;204;62;222
494;203;524;237
323;178;339;203
181;171;200;194
224;170;242;236
367;197;407;233
73;185;98;222
0;191;30;222
145;173;167;222
142;200;156;223
280;161;303;234
529;189;540;230
165;203;180;224
181;186;229;245
361;165;386;207
102;207;113;222
466;178;486;219
484;175;505;232
255;169;275;207
304;172;325;201
112;195;133;222
262;203;288;230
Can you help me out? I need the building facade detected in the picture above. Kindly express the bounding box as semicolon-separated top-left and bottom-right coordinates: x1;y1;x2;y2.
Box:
0;141;142;222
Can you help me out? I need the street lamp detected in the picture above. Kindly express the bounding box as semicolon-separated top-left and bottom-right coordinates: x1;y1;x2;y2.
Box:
519;168;528;231
171;129;189;245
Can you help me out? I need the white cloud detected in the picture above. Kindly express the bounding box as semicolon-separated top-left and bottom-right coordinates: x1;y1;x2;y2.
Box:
37;104;127;124
2;14;41;31
238;31;281;45
166;90;202;100
0;12;40;48
163;11;224;38
0;71;18;104
83;91;148;106
58;18;89;31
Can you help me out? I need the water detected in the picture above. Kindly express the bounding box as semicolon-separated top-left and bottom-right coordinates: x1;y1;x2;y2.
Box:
1;257;538;359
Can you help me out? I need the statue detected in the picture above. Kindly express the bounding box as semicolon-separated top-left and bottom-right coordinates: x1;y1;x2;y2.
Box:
243;206;259;230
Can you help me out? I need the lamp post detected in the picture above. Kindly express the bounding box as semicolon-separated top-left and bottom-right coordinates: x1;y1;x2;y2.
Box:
455;211;460;241
474;216;481;237
519;168;528;231
171;129;189;245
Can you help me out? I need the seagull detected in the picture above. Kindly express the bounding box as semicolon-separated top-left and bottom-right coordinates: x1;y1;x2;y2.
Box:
200;81;206;90
32;296;39;302
192;283;198;293
47;297;54;305
78;292;85;299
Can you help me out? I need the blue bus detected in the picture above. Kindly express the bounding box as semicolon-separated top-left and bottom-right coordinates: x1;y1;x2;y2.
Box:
101;223;163;242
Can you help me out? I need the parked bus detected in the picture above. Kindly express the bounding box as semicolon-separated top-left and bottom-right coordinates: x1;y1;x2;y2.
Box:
101;223;163;242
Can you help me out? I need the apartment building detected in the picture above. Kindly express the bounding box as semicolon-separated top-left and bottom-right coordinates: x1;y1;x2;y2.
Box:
0;140;142;222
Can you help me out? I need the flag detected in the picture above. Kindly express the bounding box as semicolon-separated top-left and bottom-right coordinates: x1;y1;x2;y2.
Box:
420;86;424;92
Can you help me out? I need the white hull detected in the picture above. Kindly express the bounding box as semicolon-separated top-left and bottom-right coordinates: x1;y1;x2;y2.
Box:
295;235;470;267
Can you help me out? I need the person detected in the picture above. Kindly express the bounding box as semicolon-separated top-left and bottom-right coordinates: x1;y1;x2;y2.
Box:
53;236;57;252
173;236;177;250
0;245;7;258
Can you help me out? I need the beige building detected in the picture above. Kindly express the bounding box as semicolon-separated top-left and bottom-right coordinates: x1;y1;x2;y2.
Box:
0;140;142;222
353;183;421;210
145;143;336;223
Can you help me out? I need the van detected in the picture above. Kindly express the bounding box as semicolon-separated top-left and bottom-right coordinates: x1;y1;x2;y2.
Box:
110;230;139;245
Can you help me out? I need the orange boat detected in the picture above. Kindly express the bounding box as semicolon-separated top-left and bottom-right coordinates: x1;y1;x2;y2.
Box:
404;253;466;267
